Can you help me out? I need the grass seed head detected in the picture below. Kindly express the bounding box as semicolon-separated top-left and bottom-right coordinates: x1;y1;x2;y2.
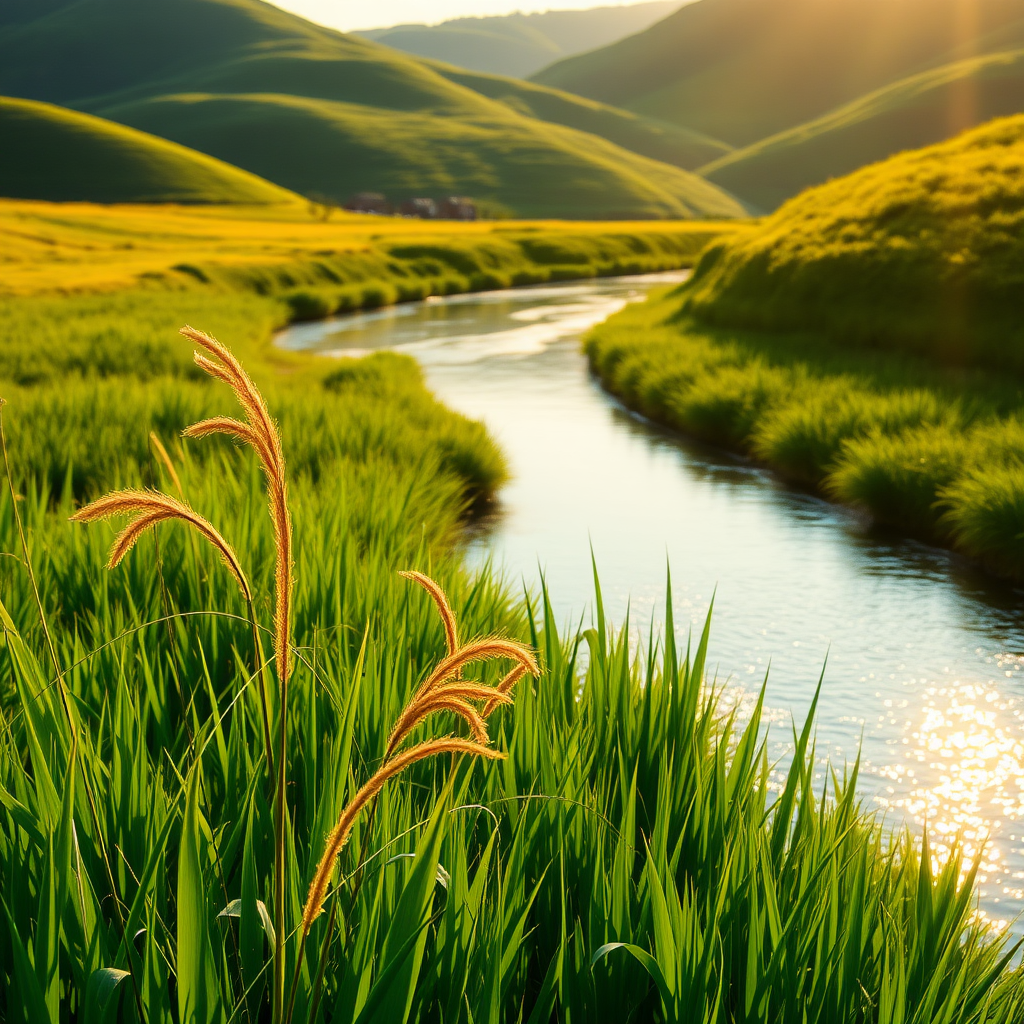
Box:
70;488;251;601
180;326;293;687
301;737;503;931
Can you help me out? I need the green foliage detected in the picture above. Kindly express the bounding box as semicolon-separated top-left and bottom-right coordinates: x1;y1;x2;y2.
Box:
0;0;745;219
0;199;1019;1015
1;439;1023;1018
0;95;299;205
586;287;1024;576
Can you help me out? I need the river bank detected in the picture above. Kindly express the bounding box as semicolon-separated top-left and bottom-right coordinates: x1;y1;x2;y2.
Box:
586;285;1024;581
0;201;733;501
4;275;1024;1022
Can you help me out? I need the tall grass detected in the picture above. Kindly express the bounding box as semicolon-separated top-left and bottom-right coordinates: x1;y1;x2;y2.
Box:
1;332;1023;1021
586;287;1024;579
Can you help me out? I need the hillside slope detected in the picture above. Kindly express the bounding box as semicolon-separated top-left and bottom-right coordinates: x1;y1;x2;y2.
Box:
0;0;743;219
357;2;679;79
701;47;1024;210
429;66;732;169
0;95;299;204
682;115;1024;372
533;0;1024;146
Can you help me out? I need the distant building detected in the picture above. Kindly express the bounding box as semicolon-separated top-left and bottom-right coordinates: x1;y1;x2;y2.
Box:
343;192;391;215
399;197;438;219
437;197;477;221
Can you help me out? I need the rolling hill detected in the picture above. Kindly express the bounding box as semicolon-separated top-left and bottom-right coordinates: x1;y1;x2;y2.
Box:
701;47;1024;211
427;67;732;170
681;115;1024;372
356;2;680;79
533;0;1024;147
0;0;744;219
0;95;299;204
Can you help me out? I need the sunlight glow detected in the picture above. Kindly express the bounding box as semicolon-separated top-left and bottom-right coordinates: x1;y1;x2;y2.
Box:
874;672;1024;930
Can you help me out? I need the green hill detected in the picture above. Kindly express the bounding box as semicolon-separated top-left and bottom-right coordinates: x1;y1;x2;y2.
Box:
682;115;1024;372
422;67;732;170
533;0;1024;147
701;47;1024;211
0;0;744;219
357;2;679;79
96;91;741;219
0;95;299;204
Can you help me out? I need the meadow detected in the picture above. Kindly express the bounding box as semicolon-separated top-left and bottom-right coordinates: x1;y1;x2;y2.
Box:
2;201;1023;1021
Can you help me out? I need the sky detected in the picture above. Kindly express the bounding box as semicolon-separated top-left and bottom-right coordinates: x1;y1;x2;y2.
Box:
268;0;656;33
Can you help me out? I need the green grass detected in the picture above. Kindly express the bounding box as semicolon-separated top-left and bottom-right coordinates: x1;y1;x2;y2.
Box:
586;284;1024;578
701;47;1024;211
96;90;746;221
584;118;1024;575
684;116;1024;376
0;0;745;220
0;219;723;497
0;95;300;205
3;365;1024;1019
357;2;677;79
532;0;1024;146
1;196;1021;1016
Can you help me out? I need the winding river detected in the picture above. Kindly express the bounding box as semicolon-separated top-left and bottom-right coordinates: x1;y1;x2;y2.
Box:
278;272;1024;937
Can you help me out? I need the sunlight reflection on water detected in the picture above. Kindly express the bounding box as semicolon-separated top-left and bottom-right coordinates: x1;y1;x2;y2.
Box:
278;273;1024;938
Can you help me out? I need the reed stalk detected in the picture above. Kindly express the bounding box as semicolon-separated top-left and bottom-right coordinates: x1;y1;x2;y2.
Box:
179;326;294;1023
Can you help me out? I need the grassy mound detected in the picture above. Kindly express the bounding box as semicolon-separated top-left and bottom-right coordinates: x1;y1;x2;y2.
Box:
683;115;1024;373
533;0;1024;146
702;47;1024;210
0;0;745;219
0;95;298;204
433;67;733;170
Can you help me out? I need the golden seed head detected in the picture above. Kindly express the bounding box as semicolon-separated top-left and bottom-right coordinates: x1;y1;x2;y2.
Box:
301;737;503;931
70;488;251;602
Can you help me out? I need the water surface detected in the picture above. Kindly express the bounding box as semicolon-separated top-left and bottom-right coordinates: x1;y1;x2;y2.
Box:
279;275;1024;935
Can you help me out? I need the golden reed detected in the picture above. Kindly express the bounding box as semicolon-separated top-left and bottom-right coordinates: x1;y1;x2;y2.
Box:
70;488;252;602
299;571;539;936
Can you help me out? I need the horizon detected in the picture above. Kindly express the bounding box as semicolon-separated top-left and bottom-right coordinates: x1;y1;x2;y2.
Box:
267;0;665;33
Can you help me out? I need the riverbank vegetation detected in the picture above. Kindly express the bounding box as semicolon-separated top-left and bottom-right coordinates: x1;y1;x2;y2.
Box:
587;116;1024;579
0;201;728;498
3;334;1024;1020
2;202;1022;1018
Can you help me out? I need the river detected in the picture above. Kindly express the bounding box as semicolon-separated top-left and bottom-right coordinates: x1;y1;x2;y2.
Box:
277;272;1024;937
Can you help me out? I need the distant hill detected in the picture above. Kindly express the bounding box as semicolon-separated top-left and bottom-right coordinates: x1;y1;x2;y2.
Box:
681;115;1024;372
533;0;1024;147
0;0;744;219
701;47;1024;211
0;95;299;204
357;2;680;79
